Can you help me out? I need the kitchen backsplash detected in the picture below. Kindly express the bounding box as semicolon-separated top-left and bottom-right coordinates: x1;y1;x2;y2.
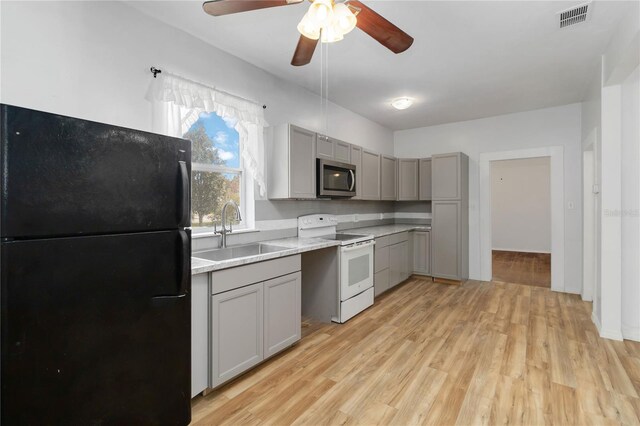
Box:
192;200;431;252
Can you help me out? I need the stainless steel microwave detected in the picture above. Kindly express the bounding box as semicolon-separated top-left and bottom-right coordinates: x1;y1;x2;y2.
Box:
317;159;356;198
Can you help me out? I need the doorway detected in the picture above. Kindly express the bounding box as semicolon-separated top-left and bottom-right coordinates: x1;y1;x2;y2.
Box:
490;157;551;287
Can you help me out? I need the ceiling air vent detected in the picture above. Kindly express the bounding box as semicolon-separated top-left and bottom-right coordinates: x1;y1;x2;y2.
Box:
558;2;592;28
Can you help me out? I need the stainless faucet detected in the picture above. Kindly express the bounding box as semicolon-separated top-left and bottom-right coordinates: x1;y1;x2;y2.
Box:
215;200;242;248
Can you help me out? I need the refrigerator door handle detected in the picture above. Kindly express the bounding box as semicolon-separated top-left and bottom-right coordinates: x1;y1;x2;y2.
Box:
178;230;190;295
178;161;190;227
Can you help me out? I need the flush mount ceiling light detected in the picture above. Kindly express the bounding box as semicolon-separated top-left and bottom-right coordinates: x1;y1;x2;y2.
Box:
202;0;414;67
391;97;414;110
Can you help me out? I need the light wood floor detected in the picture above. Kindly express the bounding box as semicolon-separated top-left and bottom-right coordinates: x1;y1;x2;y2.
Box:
191;277;640;426
493;250;551;288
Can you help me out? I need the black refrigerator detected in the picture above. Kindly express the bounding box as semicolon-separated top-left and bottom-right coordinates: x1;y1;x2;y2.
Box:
0;104;192;425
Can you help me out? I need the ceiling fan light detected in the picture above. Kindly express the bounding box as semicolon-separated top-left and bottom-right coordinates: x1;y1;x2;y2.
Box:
332;3;357;34
297;13;321;40
308;0;334;27
320;21;344;43
391;97;414;110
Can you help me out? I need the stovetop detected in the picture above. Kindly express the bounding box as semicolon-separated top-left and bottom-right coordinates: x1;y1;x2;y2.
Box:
319;233;374;246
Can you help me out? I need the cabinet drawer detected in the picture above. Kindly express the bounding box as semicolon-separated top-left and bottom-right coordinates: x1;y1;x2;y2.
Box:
374;245;389;272
374;269;389;297
375;235;391;248
211;255;301;295
390;231;408;245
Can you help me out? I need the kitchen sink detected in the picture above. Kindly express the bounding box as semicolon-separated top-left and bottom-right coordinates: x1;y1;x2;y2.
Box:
193;243;289;262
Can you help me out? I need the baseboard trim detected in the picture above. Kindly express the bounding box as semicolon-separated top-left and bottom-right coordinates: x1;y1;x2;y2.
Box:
622;325;640;342
592;312;624;341
492;248;552;254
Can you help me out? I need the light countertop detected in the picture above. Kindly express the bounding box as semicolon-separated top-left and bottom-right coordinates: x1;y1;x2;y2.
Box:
191;223;430;274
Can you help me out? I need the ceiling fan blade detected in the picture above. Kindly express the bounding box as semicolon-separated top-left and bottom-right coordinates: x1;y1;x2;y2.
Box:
347;0;414;54
291;35;319;66
203;0;303;17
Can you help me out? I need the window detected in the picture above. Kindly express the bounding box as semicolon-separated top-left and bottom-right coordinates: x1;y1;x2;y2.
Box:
184;111;249;233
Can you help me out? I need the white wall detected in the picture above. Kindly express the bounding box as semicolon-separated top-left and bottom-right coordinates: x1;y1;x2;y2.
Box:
621;65;640;340
491;157;551;253
395;103;583;293
0;1;393;155
583;0;639;341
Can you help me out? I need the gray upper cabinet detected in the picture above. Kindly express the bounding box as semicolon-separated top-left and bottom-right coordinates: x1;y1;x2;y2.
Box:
419;158;432;201
318;135;351;163
350;145;363;199
380;155;397;201
361;149;381;200
432;152;468;201
397;158;419;201
264;272;301;358
316;135;334;160
334;139;351;163
268;124;316;199
211;282;264;388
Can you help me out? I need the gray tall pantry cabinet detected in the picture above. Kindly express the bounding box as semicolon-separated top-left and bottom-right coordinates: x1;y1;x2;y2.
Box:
431;152;469;282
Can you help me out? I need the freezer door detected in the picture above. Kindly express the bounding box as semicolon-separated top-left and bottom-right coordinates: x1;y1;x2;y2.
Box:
0;104;191;238
1;230;191;425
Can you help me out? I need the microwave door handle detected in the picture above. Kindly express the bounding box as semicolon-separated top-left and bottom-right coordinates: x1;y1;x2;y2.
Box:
349;169;355;191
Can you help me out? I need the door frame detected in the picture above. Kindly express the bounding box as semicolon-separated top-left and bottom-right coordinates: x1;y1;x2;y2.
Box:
479;146;564;292
582;142;596;302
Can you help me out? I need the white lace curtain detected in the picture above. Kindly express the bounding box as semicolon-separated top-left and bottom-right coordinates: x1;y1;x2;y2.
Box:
146;72;267;196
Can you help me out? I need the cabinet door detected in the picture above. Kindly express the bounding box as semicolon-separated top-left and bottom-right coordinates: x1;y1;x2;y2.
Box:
388;242;402;288
289;126;317;199
413;231;429;275
432;153;461;200
350;145;363;199
419;158;432;201
192;273;209;397
361;149;381;200
431;201;461;280
374;268;389;297
425;231;431;275
380;155;397;200
316;135;334;160
264;272;301;358
398;159;419;201
211;283;263;387
334;139;351;163
400;240;410;281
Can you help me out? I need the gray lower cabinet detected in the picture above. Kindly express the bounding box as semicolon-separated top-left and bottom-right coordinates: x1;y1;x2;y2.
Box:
413;231;431;275
268;124;316;199
350;145;363;199
380;155;397;200
191;273;210;398
375;232;410;296
362;149;381;200
431;201;468;280
211;282;264;388
419;158;432;200
264;272;301;358
397;158;419;201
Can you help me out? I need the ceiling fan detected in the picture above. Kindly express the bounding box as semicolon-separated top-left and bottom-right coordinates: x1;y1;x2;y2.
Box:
202;0;414;66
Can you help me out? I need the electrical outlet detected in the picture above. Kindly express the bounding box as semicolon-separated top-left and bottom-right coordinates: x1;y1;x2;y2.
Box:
354;214;359;222
568;202;575;210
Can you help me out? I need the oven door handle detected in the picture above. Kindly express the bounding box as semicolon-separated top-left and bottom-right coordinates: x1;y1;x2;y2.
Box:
342;240;375;252
349;169;356;192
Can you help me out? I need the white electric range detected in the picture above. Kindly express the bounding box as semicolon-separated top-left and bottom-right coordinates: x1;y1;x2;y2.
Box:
298;214;375;323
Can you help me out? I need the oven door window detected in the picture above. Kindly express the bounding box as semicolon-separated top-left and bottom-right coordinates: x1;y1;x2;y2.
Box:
348;254;370;287
323;166;351;191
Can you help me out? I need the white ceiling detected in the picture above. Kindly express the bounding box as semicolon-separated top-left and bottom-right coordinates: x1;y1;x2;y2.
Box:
127;1;632;130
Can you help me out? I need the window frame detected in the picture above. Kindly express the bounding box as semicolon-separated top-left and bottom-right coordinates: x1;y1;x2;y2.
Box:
184;112;254;236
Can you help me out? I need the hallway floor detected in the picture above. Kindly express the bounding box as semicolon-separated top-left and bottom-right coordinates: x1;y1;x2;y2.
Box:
492;250;551;288
191;277;640;425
